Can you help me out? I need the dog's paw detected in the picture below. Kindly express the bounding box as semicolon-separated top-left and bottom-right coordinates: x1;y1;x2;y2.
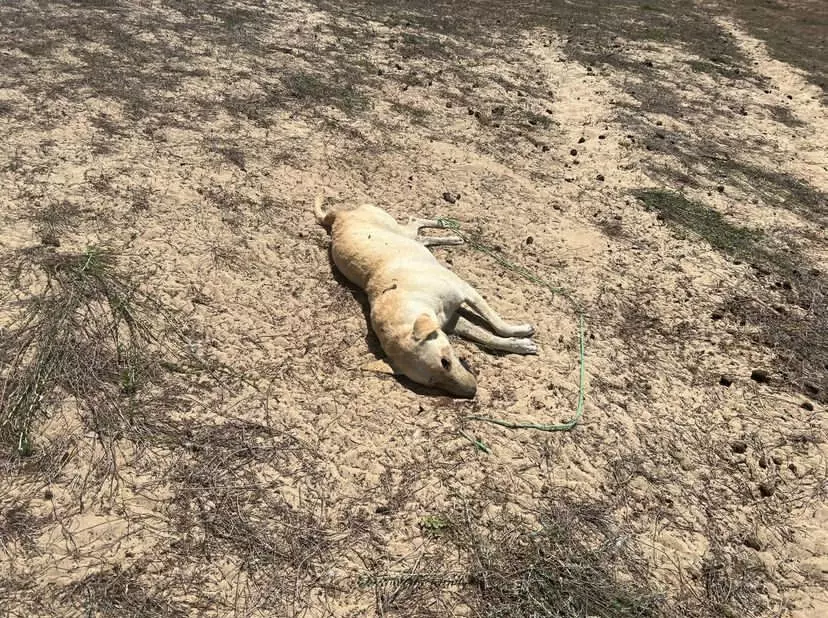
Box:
508;324;535;338
512;338;539;355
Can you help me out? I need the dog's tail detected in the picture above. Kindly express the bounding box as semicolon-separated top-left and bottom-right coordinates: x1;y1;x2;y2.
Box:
313;194;336;228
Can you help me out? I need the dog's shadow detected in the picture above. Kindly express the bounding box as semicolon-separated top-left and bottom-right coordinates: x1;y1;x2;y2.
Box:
327;253;464;399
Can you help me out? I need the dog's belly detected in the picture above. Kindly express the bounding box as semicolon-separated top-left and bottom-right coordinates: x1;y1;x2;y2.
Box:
331;226;436;290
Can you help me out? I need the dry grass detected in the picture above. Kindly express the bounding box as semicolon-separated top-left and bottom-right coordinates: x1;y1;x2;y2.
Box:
0;245;204;455
460;496;664;618
1;1;826;616
58;561;189;618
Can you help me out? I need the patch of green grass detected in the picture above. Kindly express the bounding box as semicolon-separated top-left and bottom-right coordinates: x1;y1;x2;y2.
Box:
635;188;827;401
634;189;765;260
420;514;452;538
722;161;827;227
687;59;745;80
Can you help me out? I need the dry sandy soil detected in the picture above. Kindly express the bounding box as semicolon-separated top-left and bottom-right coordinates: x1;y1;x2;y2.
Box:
1;1;827;616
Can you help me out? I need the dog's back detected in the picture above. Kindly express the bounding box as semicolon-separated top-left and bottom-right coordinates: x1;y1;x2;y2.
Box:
315;199;438;291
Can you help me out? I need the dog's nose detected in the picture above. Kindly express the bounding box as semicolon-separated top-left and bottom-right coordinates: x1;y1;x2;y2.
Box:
453;380;477;399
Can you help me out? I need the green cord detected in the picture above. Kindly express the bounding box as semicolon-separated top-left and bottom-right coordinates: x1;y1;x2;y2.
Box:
459;430;492;453
437;217;587;432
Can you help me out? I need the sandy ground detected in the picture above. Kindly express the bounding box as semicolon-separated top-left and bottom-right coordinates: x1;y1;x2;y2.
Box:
1;1;826;616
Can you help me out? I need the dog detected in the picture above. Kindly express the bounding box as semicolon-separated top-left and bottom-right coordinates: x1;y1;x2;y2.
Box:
314;196;538;398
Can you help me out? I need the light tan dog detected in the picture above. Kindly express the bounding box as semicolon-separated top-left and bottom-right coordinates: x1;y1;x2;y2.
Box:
314;196;537;398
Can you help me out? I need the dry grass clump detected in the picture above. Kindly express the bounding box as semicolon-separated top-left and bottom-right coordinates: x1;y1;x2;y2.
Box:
0;245;199;455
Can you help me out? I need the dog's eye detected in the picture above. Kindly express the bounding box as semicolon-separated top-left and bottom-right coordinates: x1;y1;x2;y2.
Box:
441;358;451;370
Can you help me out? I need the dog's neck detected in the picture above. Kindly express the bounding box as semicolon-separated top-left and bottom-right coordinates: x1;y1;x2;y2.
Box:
369;291;438;352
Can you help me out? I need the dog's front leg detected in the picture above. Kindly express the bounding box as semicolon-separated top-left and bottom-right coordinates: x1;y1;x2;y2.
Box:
448;314;538;354
461;284;535;338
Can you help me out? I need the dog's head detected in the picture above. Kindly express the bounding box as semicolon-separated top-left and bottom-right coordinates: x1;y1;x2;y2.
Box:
400;314;477;398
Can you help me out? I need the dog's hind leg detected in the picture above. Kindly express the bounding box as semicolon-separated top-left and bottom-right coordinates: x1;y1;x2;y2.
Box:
406;217;444;231
460;284;535;338
448;314;538;354
403;218;464;246
419;235;464;247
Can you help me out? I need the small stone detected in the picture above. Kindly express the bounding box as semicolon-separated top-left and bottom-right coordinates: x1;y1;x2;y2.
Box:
731;440;748;454
758;455;767;468
758;481;775;497
578;136;586;144
596;174;605;182
655;131;665;139
801;401;814;412
570;148;578;156
525;236;534;245
750;369;771;384
445;101;453;108
43;489;54;500
772;455;784;466
711;310;725;320
717;185;725;193
803;382;820;397
375;505;391;515
442;192;457;204
541;145;550;152
598;134;606;139
719;375;734;387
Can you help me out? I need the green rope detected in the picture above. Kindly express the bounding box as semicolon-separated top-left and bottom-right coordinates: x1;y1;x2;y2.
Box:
459;430;492;453
437;217;587;432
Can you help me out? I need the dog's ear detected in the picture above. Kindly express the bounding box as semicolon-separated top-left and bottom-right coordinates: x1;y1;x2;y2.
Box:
412;313;439;342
